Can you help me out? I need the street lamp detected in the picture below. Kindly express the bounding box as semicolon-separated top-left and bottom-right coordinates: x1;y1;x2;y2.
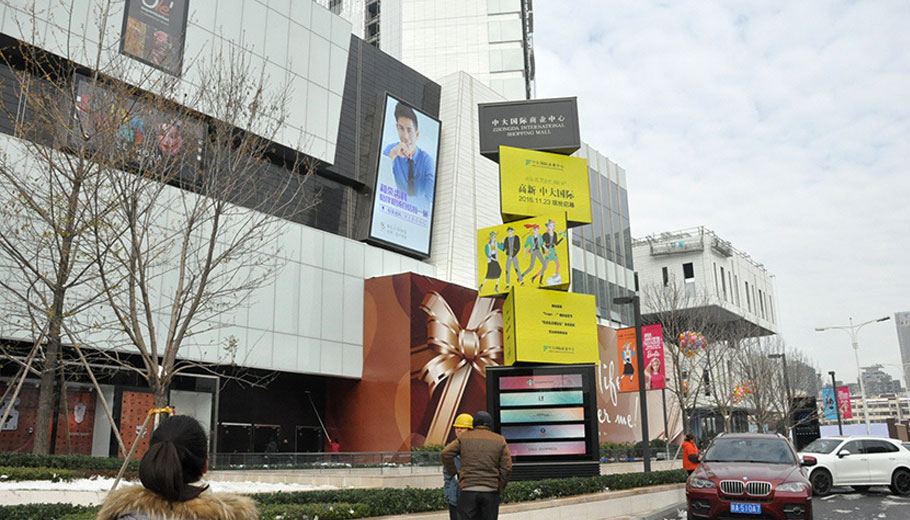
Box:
828;370;843;435
614;272;650;472
768;353;793;437
815;316;890;435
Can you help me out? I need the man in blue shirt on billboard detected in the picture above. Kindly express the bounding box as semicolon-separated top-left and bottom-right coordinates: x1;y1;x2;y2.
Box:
383;102;435;201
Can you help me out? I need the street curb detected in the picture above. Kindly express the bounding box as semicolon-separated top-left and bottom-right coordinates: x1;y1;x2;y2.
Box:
630;501;685;520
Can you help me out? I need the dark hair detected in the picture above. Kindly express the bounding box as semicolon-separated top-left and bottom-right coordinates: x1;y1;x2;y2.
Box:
685;433;696;442
139;415;209;502
473;411;493;428
394;102;419;131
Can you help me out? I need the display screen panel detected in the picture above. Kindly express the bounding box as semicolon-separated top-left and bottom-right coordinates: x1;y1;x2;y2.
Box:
486;364;598;463
367;93;441;258
120;0;189;75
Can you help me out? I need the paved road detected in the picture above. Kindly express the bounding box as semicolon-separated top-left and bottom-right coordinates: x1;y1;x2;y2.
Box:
645;487;910;520
814;486;910;519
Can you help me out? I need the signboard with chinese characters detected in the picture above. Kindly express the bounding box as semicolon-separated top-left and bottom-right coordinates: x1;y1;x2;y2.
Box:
476;215;570;297
478;97;581;161
499;146;592;227
502;287;597;365
367;93;441;258
120;0;190;76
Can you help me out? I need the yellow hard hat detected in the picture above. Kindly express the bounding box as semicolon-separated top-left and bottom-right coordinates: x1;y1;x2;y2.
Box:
453;413;474;429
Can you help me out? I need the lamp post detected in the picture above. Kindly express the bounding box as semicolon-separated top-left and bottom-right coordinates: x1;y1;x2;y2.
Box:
815;316;890;435
828;370;843;435
768;353;792;437
614;272;650;472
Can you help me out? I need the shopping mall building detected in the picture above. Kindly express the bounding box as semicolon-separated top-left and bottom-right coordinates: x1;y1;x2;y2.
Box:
0;0;648;459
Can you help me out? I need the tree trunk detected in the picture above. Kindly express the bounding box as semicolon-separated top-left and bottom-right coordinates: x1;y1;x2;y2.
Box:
31;329;62;454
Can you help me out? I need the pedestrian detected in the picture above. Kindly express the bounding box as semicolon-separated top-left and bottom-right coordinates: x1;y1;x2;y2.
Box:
683;433;700;476
442;411;512;520
98;415;257;520
444;413;474;520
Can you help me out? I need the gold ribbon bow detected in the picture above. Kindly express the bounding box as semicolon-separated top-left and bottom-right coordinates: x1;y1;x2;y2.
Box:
412;292;503;445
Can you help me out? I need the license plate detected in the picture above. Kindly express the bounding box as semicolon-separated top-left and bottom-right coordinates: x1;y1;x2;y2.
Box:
730;502;762;514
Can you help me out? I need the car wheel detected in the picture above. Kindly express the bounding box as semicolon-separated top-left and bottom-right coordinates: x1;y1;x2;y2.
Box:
811;469;832;496
890;468;910;496
852;485;870;493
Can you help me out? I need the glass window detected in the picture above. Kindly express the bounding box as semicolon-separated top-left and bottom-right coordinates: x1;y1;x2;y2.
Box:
572;269;586;293
720;266;726;299
713;263;719;295
662;267;669;287
863;440;899;454
802;438;842;454
841;440;865;454
683;263;695;281
619;186;629;219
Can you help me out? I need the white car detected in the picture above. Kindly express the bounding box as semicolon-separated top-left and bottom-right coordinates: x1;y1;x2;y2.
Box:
799;436;910;496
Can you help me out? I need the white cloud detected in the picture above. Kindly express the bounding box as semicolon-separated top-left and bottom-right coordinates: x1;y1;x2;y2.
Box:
534;0;910;384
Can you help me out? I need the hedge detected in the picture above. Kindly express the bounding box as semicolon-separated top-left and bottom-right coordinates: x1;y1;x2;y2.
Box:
0;469;688;520
0;453;139;472
0;504;98;520
0;466;82;482
259;503;371;520
252;469;688;516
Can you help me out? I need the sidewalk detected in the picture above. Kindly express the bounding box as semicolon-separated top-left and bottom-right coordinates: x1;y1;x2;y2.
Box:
375;483;685;520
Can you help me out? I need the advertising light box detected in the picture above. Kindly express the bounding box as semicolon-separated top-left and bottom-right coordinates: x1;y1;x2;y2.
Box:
476;215;570;297
502;287;598;365
367;93;441;258
499;146;592;227
478;97;581;161
615;324;665;393
486;364;600;480
120;0;190;76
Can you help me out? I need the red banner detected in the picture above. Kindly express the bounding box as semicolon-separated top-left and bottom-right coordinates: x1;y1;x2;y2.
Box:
837;386;852;419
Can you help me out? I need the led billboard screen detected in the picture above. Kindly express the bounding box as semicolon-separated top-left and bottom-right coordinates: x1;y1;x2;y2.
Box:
367;94;440;258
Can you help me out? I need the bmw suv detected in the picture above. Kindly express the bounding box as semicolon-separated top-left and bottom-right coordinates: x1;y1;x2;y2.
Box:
686;433;815;520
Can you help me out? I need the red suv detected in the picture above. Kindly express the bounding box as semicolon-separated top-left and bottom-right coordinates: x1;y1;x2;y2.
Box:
686;433;816;520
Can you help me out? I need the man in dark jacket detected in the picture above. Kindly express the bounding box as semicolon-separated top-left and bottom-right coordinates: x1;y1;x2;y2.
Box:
442;411;512;520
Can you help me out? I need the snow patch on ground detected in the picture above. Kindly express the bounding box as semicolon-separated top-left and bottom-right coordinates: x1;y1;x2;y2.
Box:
0;477;337;493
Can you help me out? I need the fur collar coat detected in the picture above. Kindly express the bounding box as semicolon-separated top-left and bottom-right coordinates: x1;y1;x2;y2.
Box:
97;484;258;520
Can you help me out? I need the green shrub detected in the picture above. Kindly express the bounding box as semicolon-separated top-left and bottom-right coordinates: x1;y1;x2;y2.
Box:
0;452;139;472
0;466;82;482
59;512;100;520
409;444;444;452
259;503;371;520
0;503;98;520
254;469;687;515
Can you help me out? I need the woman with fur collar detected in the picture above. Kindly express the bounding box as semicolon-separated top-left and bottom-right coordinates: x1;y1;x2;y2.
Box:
98;415;258;520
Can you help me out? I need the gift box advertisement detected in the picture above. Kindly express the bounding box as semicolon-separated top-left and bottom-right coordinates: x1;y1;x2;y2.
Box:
326;273;504;451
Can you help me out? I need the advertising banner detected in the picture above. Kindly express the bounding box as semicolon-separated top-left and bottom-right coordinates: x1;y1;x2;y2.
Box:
476;215;570;296
502;287;598;365
594;326;683;444
837;386;853;419
616;327;638;393
325;273;502;451
121;0;190;75
71;78;206;181
367;94;441;258
642;325;665;390
499;146;592;226
822;387;838;421
478;97;581;161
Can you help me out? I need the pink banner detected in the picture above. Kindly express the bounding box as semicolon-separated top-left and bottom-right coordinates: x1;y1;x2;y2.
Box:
643;324;665;390
837;386;852;419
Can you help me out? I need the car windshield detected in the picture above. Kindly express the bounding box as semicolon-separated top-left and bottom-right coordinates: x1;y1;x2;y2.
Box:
801;438;843;454
703;438;796;464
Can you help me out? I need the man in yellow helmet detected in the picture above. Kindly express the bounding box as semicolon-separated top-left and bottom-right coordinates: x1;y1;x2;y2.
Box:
444;413;473;520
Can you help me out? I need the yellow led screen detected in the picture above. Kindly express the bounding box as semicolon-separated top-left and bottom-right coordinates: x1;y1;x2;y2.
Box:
499;146;592;226
477;215;570;297
503;287;598;365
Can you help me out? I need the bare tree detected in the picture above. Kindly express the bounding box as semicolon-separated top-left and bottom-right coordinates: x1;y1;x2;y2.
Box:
87;42;317;408
0;0;317;456
642;279;733;436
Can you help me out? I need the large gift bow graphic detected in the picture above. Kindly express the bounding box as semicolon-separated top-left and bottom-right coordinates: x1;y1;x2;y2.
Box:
412;291;503;445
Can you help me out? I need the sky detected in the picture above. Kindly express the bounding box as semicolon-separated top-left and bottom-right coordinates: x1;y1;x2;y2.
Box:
533;0;910;387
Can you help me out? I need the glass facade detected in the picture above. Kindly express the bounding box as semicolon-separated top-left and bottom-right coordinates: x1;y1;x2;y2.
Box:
570;146;635;327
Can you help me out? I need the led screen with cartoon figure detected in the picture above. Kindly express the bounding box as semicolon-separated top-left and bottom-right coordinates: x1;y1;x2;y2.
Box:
476;215;570;297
